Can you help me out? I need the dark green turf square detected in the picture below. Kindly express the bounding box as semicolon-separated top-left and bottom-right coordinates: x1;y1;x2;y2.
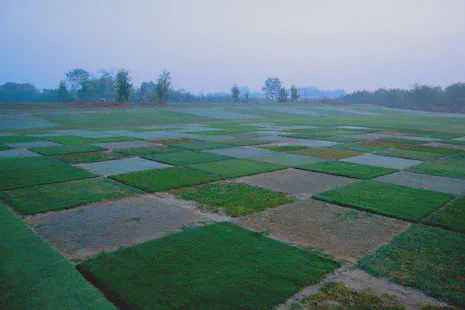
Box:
314;180;453;221
0;204;115;309
144;150;231;165
115;146;180;156
44;135;94;145
374;149;442;161
174;141;233;150
0;157;95;190
78;222;339;309
1;178;143;215
174;183;295;217
358;225;465;308
424;196;465;233
398;144;465;156
0;135;41;144
53;151;127;163
188;158;285;178
298;161;397;179
407;157;465;179
30;144;106;155
218;139;272;146
111;167;221;192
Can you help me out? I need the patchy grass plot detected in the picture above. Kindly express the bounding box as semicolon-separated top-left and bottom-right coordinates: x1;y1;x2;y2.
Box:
292;147;361;159
408;157;465;179
314;180;453;221
374;149;442;161
174;141;233;150
31;144;106;155
299;282;405;309
145;150;231;165
54;151;126;163
0;204;115;309
78;222;339;309
1;178;142;215
236;168;358;197
424;196;465;233
258;145;308;152
77;158;170;175
174;183;295;217
115;145;180;156
26;195;216;260
237;199;409;263
358;225;465;308
189;158;285;178
298;161;397;179
0;157;95;190
111;167;221;192
398;144;465;156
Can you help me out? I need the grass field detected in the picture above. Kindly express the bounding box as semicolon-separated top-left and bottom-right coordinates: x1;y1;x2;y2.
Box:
0;204;115;309
298;161;397;179
174;183;295;216
144;150;231;165
314;180;453;221
407;156;465;179
358;225;465;307
31;144;106;155
1;102;465;309
188;158;285;178
0;156;95;190
53;151;127;163
111;167;221;192
424;196;465;233
1;178;143;215
79;222;339;309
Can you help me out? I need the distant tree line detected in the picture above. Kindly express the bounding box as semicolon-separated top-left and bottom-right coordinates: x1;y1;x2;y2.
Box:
338;83;465;113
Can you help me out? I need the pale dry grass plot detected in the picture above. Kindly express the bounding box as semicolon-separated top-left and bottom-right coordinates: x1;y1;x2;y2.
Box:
424;141;465;150
4;141;61;149
93;141;159;150
0;149;40;158
76;157;170;176
375;171;465;195
24;195;220;261
342;153;422;170
236;199;410;263
235;168;359;198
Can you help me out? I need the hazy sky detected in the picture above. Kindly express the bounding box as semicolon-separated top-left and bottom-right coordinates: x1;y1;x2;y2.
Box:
2;0;465;93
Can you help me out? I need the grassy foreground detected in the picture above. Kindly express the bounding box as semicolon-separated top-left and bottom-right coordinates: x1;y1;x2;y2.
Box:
0;204;115;309
79;222;339;309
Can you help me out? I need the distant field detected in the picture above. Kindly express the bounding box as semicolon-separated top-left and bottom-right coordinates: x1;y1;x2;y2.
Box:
1;102;464;309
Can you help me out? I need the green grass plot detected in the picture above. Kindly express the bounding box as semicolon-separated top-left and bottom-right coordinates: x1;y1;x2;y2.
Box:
111;167;221;192
31;144;106;155
174;183;295;217
298;161;397;179
78;222;339;309
314;180;453;221
424;196;465;233
1;178;143;215
188;158;285;178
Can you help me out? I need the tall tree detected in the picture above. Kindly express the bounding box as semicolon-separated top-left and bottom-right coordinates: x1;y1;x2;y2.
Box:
231;84;240;103
57;80;69;102
262;77;282;101
290;85;299;102
115;69;132;102
242;87;250;103
277;87;289;102
155;69;172;102
65;68;90;91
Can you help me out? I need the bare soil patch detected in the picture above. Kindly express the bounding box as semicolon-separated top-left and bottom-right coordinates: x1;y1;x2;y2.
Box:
236;198;410;263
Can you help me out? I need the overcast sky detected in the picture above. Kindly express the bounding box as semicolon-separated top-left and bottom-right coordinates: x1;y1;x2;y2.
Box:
1;0;465;93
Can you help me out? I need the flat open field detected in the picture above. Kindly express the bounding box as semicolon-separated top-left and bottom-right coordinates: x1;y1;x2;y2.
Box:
1;102;465;309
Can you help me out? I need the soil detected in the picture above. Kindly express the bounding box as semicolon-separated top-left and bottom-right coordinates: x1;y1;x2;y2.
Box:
235;198;410;263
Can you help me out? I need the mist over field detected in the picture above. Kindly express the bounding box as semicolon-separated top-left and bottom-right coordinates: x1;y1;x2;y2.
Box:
2;0;465;93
